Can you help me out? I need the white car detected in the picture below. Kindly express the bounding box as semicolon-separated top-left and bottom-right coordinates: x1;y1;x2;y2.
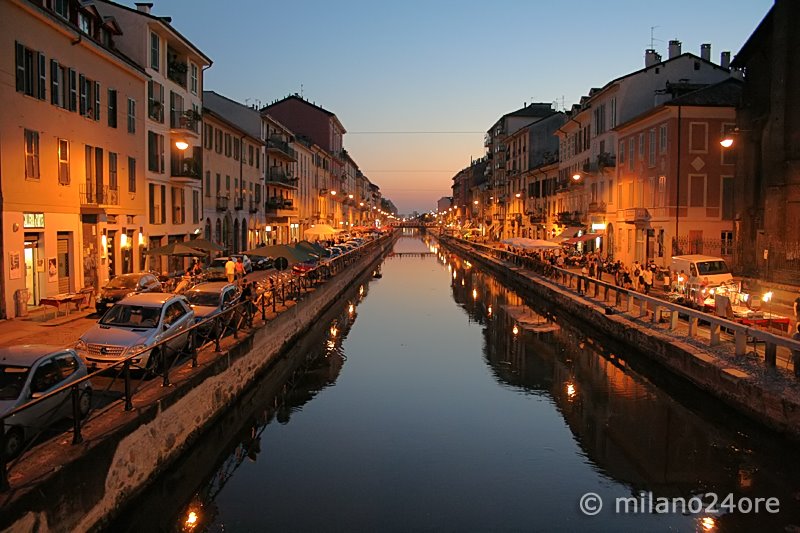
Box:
76;293;195;373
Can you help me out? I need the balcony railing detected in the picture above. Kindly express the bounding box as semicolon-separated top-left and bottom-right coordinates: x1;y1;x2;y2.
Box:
619;208;651;223
266;197;294;209
233;196;244;211
597;152;616;168
170;110;200;134
557;211;583;224
80;183;119;206
170;157;201;179
249;199;259;213
267;137;297;161
587;201;607;214
265;167;298;187
167;51;187;87
216;195;229;212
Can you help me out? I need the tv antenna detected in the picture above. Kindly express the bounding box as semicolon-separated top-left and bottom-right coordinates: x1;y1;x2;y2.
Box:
650;26;663;49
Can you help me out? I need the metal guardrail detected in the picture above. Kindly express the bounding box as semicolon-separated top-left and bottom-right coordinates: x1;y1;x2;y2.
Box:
444;236;800;369
0;233;393;491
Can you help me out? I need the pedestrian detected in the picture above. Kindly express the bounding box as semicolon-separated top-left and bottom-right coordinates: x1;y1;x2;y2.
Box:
792;322;800;380
794;295;800;322
580;263;589;294
241;281;254;327
234;257;245;283
642;267;653;295
663;268;671;293
225;257;235;283
191;259;203;277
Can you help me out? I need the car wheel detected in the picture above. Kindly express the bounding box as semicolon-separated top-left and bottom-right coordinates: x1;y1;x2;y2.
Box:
77;388;92;419
146;348;164;375
4;427;25;460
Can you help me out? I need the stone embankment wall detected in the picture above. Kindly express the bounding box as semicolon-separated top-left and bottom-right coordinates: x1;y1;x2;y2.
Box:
1;236;394;533
441;237;800;440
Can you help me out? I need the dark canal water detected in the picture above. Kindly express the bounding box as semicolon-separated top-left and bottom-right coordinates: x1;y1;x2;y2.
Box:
114;231;800;532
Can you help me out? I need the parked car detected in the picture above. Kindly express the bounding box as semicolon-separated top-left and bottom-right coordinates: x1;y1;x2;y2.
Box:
0;345;92;458
183;282;241;337
205;257;230;281
230;254;253;273
95;272;162;315
250;255;274;270
75;293;195;373
292;260;318;274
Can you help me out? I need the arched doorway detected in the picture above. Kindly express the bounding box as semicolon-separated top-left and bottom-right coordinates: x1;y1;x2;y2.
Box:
222;215;230;253
215;219;222;245
606;223;614;259
233;219;240;253
204;218;211;240
241;219;248;252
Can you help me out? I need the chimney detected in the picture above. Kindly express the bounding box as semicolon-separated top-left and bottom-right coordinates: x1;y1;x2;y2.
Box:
135;2;153;13
720;51;731;69
645;49;662;67
668;39;682;59
700;43;711;61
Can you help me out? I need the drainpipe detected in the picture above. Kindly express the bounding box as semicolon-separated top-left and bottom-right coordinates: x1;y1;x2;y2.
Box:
674;105;682;254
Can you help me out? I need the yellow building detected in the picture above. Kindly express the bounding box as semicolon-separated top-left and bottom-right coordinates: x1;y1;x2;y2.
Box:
0;0;148;317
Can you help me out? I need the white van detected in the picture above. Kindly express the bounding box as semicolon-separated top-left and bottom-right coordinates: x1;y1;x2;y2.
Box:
671;255;733;287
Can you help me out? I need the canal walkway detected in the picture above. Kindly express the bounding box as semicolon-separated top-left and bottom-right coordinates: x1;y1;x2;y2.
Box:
440;235;800;439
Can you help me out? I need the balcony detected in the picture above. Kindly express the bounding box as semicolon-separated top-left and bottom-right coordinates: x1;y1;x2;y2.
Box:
249;199;259;213
265;197;297;217
216;195;228;212
587;201;607;214
233;196;244;211
170;157;201;182
597;152;616;169
265;167;298;188
267;137;297;162
80;184;119;208
166;49;187;87
170;110;200;136
619;208;651;224
557;211;583;225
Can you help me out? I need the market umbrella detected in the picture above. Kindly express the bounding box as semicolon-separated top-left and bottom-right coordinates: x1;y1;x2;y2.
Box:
501;238;562;250
242;244;315;265
185;237;224;252
146;242;207;256
295;240;327;257
303;224;340;239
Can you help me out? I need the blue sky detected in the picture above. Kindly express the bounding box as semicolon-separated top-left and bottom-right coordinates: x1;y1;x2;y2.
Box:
150;0;773;213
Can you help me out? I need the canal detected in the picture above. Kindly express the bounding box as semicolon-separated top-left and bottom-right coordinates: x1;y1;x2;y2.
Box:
113;231;800;532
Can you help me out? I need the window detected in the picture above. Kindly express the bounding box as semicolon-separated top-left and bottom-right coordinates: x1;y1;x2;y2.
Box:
618;141;625;164
233;138;240;161
78;12;92;35
172;187;185;224
224;133;232;157
638;133;645;158
248;145;254;166
190;62;198;94
648;129;656;166
93;80;100;121
205;171;211;197
689;122;708;153
127;98;136;133
24;129;40;179
109;152;118;190
107;89;117;128
54;0;69;18
720;231;734;256
628;138;635;171
147;131;164;173
128;156;136;193
50;59;61;106
147;80;164;122
610;98;617;129
215;129;223;154
689;174;706;207
657;176;666;207
192;190;200;223
204;124;213;150
15;42;46;100
68;68;77;111
58;139;69;185
226;175;230;191
607;179;613;204
150;32;160;71
256;148;260;169
149;183;166;224
659;124;667;153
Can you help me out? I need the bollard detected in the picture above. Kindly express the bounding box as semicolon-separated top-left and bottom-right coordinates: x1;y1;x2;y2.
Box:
71;385;83;445
272;287;277;313
190;329;198;368
765;342;777;367
214;317;222;352
124;360;133;411
161;346;171;387
688;316;698;337
710;323;721;345
670;309;679;330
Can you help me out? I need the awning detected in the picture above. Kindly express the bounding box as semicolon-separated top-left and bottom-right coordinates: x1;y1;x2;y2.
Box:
564;233;602;245
550;226;584;242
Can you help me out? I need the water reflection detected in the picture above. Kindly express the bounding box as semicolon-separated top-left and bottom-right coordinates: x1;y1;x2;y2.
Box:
445;241;800;532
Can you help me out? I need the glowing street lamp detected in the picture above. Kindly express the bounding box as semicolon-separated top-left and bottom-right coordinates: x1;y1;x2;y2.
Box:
572;173;581;181
175;140;189;151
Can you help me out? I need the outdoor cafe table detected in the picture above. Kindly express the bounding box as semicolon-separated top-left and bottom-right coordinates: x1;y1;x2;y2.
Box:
39;293;87;319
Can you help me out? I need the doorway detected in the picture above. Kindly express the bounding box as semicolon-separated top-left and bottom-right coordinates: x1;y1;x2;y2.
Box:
57;234;71;293
24;235;43;305
106;230;117;279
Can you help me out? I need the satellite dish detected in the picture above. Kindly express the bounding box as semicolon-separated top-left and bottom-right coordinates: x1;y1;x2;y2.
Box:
274;257;289;271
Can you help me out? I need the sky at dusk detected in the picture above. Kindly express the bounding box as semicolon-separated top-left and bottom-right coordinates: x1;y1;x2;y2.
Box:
145;0;772;214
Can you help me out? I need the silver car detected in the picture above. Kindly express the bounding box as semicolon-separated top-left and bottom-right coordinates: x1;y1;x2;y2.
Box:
75;293;195;373
0;346;92;458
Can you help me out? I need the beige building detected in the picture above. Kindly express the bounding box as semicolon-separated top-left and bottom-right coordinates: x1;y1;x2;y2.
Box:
0;0;148;318
201;95;265;253
263;115;299;244
97;0;211;274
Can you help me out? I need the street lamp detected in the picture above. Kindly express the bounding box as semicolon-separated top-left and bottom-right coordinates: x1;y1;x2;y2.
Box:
175;140;189;151
572;173;581;181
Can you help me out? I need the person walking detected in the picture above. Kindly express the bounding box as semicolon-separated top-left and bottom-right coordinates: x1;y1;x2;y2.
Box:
225;257;235;283
241;281;254;327
234;257;245;284
792;322;800;380
642;266;653;295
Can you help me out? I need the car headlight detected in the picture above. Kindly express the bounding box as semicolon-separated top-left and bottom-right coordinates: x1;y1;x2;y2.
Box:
75;339;88;351
125;344;148;357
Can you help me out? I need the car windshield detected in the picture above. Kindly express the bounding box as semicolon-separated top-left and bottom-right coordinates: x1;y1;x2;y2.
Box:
100;304;162;328
697;260;729;275
210;259;227;268
106;276;139;289
184;291;220;307
0;365;30;401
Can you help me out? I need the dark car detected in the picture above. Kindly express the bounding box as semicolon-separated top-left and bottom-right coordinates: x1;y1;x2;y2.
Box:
183;282;241;338
95;273;162;315
251;255;274;270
